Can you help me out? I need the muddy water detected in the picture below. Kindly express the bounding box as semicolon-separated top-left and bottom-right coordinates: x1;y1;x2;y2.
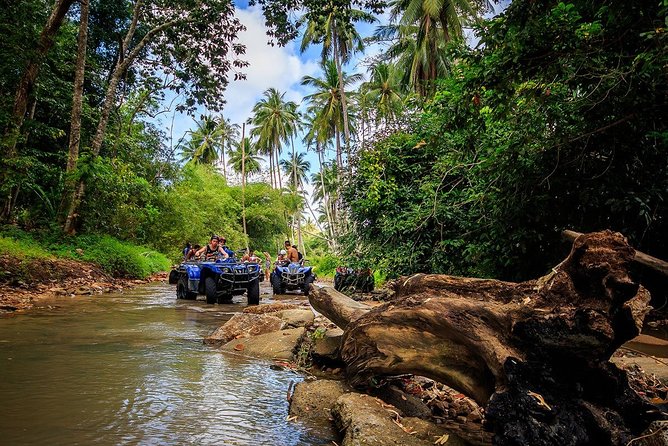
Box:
0;283;331;445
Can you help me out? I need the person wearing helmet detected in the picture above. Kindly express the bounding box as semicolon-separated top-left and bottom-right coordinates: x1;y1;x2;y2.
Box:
276;249;288;266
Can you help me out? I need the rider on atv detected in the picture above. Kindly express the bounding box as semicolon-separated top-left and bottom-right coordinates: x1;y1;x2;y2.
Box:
195;235;229;260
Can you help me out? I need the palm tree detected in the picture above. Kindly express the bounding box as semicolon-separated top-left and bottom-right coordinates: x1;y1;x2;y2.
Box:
360;62;405;125
377;0;484;95
299;1;376;156
180;115;223;164
280;152;311;190
216;117;240;179
249;88;300;188
228;137;262;182
302;60;363;169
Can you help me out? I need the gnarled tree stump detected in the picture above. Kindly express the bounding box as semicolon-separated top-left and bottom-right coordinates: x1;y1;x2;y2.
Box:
310;231;665;445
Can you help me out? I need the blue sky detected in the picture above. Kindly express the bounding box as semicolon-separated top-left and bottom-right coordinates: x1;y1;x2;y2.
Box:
159;1;386;192
158;1;510;195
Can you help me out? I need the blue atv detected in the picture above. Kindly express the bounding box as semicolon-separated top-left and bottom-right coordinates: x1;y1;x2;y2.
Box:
270;261;316;296
168;256;262;305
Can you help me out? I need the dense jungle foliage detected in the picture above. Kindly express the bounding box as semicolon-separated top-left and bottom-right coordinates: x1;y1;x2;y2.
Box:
343;0;667;280
0;0;291;270
0;0;665;282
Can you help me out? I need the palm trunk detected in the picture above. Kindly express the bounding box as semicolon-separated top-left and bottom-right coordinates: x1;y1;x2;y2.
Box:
241;124;248;251
291;136;304;254
275;138;282;189
332;27;351;173
59;0;89;225
335;131;342;171
267;151;273;188
220;139;227;181
317;144;336;247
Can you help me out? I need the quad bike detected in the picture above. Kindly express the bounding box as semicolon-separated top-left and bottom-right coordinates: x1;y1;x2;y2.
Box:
270;261;316;296
169;255;261;305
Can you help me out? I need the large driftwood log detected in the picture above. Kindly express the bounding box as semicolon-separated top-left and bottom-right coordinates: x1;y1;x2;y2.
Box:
310;231;665;446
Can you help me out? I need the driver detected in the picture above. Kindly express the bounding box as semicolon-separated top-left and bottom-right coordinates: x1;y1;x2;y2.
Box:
195;236;228;260
284;240;299;263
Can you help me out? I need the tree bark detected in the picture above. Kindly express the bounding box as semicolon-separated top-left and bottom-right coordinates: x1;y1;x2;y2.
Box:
1;0;77;221
562;229;668;277
310;231;665;445
63;5;180;233
332;26;351;170
59;0;89;225
2;0;76;157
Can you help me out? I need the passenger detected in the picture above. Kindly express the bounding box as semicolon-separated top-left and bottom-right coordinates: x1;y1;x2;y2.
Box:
195;236;228;260
249;250;261;263
185;244;200;260
285;240;299;263
276;249;288;265
182;242;192;259
219;237;235;258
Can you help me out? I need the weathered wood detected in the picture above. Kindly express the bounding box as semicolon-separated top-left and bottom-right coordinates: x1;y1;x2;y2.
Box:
310;285;371;329
311;231;665;446
563;229;668;277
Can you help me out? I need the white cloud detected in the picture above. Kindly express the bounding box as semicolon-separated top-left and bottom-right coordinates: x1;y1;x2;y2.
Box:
221;5;320;126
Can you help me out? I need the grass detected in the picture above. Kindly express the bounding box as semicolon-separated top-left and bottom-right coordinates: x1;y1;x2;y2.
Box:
0;228;170;279
0;234;52;259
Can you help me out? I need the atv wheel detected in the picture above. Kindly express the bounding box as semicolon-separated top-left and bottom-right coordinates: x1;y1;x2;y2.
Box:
362;276;374;293
177;275;197;300
271;273;282;295
168;270;179;285
333;273;342;291
217;294;233;304
247;279;260;305
302;275;315;297
205;276;218;304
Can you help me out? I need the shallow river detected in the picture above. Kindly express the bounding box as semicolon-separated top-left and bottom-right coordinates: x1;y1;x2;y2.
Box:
0;283;331;445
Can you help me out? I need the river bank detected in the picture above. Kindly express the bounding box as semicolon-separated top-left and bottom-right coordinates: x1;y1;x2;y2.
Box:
0;253;168;314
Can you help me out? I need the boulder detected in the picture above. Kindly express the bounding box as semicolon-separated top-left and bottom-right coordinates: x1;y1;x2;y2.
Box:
243;302;299;314
221;327;304;360
204;313;284;346
333;392;465;446
276;308;315;328
289;379;352;430
312;327;344;361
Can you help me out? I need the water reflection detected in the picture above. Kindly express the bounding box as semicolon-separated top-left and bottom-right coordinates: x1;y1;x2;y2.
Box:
0;284;331;445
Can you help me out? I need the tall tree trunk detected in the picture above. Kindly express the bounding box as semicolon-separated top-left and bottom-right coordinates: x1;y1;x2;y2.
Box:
59;0;89;225
332;27;351;172
2;0;76;157
291;136;303;254
220;138;227;181
268;150;275;188
1;0;77;221
335;131;342;171
63;2;178;233
241;124;248;251
275;138;283;189
317;143;335;248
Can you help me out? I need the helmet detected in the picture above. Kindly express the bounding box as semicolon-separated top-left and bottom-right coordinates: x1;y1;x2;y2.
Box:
280;249;287;255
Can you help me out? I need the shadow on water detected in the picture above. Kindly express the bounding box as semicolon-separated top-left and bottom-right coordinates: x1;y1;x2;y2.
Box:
0;283;333;446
